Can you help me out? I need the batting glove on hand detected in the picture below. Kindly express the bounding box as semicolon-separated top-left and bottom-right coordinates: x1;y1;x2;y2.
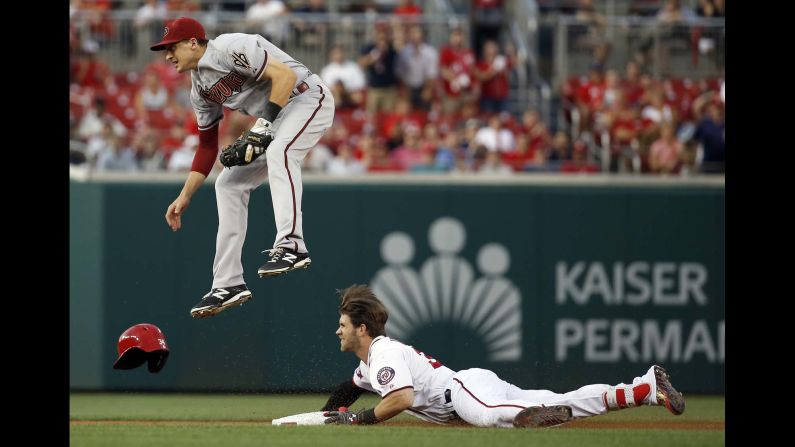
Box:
323;407;361;425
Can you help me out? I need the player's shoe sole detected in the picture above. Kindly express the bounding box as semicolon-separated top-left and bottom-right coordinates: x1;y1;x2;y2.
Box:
257;257;311;277
190;291;252;319
653;365;685;415
513;405;573;428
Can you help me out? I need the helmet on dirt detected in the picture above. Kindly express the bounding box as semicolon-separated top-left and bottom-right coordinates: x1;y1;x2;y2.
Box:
112;323;170;373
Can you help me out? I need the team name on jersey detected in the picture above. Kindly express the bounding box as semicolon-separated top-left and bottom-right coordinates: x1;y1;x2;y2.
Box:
199;71;247;105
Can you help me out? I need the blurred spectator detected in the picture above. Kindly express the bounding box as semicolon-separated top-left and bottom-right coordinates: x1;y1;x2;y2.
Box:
697;0;725;17
602;69;622;110
435;131;467;171
477;151;513;175
503;133;544;171
380;97;425;146
475;40;511;114
172;74;193;112
292;0;329;47
546;131;572;168
134;70;173;130
327;142;366;175
160;121;189;157
439;28;477;116
561;140;600;173
393;0;422;17
471;0;504;59
94;123;138;172
304;138;334;173
474;115;515;153
572;0;610;65
321;46;367;109
678;139;699;176
622;61;645;106
167;134;199;172
635;0;696;71
641;89;674;125
78;97;129;142
397;25;438;111
692;102;724;173
648;122;682;174
145;53;186;93
574;63;606;136
390;126;430;170
366;138;402;172
246;0;290;46
694;0;725;66
420;123;441;154
71;40;111;89
134;0;168;42
75;0;115;48
359;26;400;115
136;132;166;172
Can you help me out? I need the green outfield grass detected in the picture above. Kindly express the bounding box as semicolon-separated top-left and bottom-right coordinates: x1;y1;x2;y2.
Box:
70;393;725;447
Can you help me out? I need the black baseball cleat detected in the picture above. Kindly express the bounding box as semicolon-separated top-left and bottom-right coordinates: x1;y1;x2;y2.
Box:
190;285;252;318
653;365;686;415
513;405;573;428
257;247;311;277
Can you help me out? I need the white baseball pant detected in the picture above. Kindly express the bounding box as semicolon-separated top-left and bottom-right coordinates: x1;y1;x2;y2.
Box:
448;366;657;428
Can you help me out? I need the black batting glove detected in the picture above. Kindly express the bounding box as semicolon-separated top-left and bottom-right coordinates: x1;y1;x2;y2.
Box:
323;407;360;425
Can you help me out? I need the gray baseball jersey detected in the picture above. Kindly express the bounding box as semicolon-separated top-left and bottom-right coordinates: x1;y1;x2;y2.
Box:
201;32;335;289
190;33;313;130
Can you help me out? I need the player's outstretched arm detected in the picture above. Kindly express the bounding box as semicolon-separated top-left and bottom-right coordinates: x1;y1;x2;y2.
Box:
165;171;206;231
321;380;367;411
323;387;413;425
373;387;414;422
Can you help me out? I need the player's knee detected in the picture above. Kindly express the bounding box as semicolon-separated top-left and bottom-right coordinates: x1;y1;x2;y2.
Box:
266;143;285;163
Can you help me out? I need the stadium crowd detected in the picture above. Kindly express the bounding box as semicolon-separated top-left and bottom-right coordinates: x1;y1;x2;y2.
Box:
69;0;724;176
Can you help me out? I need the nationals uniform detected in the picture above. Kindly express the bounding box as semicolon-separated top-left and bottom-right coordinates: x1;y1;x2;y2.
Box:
189;32;334;288
352;336;668;428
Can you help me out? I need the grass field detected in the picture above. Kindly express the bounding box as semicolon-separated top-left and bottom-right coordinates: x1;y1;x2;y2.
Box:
70;393;725;447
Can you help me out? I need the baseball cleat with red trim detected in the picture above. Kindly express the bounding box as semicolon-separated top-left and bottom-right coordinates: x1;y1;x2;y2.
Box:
258;247;311;277
512;405;573;428
653;365;685;415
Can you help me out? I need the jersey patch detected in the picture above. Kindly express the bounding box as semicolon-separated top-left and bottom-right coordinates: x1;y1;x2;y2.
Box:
199;71;247;104
377;367;396;385
232;52;252;71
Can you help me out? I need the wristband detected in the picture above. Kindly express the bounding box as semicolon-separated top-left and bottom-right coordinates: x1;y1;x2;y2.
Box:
359;408;378;425
264;101;283;122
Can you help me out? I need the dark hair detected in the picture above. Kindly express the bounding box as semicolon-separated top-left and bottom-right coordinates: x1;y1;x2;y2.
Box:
338;284;388;338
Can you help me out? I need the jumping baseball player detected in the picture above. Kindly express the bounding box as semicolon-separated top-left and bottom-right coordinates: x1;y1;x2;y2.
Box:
321;284;685;428
153;17;334;318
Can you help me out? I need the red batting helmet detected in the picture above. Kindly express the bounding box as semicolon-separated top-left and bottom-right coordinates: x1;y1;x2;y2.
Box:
112;323;170;373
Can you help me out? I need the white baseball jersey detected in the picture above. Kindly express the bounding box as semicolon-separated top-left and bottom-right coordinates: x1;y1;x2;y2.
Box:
351;336;457;424
349;338;666;428
189;33;313;130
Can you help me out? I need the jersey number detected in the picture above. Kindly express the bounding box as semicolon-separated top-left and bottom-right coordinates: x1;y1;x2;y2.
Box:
412;347;442;369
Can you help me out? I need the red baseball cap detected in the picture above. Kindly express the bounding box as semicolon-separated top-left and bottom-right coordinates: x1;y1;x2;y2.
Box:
150;17;206;51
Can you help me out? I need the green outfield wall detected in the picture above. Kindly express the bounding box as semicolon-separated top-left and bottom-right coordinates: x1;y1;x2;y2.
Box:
70;177;724;393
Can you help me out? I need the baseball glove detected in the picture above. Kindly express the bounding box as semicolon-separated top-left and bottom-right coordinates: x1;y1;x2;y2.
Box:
219;130;273;167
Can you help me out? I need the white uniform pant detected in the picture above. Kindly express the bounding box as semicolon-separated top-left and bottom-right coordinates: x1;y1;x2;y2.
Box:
448;366;657;428
212;74;334;288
